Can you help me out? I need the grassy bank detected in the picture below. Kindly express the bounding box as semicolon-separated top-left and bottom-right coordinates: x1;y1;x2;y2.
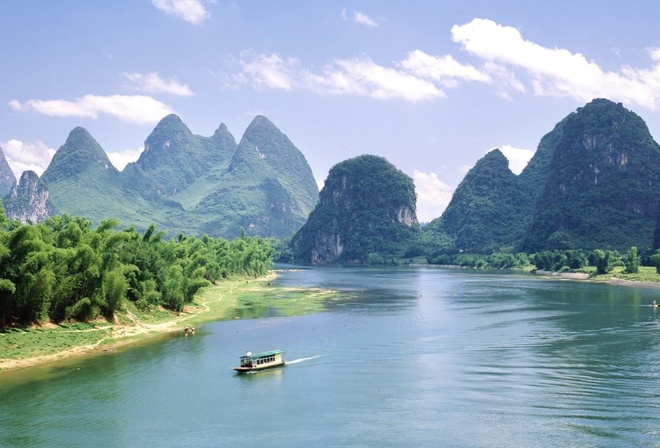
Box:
0;272;346;373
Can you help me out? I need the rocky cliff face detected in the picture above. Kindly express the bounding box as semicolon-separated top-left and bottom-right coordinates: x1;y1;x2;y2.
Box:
0;147;16;199
291;154;418;264
4;170;55;224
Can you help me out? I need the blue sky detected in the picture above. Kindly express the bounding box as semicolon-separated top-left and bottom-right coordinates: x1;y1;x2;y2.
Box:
3;1;660;222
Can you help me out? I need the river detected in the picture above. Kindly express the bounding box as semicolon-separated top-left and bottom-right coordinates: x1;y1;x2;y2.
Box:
1;266;659;447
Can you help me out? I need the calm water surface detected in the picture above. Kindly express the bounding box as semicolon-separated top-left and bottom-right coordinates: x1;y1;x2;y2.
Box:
1;266;660;447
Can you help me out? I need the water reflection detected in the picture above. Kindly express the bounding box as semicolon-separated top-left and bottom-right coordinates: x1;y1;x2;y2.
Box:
2;267;660;447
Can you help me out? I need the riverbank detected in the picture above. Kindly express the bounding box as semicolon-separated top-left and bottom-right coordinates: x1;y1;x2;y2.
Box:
0;271;340;374
533;266;660;288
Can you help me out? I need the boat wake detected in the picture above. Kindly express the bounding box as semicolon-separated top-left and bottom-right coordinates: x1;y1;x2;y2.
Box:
285;355;322;365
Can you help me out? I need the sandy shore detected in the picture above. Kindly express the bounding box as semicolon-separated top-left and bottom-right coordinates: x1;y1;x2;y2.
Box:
0;301;204;372
533;270;590;280
0;272;278;374
608;276;660;289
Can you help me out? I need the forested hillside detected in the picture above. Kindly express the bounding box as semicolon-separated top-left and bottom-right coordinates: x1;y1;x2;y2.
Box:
291;155;419;264
425;98;660;254
520;99;660;252
424;148;532;252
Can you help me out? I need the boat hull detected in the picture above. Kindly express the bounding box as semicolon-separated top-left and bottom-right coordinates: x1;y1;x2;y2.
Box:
233;361;286;373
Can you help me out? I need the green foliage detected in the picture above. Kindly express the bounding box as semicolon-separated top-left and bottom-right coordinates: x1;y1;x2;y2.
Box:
367;252;385;265
623;246;640;274
268;238;295;263
532;249;588;271
0;213;275;327
425;149;535;253
593;249;617;274
565;250;588;269
651;250;660;274
429;251;530;270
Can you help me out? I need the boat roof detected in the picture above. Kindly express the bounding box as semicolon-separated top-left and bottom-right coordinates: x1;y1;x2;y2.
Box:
241;349;285;359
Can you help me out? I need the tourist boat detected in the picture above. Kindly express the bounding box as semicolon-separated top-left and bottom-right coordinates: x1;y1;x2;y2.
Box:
233;349;286;373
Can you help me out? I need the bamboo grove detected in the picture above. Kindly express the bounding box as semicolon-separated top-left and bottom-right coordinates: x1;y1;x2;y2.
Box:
0;209;274;327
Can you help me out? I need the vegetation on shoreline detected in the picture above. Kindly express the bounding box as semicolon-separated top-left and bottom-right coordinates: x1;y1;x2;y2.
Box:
0;209;274;329
0;272;351;372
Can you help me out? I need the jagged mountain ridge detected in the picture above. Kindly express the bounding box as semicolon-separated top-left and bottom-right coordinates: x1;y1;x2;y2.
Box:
135;114;237;197
6;115;318;238
195;116;320;237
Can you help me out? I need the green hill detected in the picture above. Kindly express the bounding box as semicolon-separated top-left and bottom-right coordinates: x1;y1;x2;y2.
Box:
426;98;660;254
291;155;419;264
520;99;660;252
41;127;134;220
136;114;237;198
425;148;532;252
35;116;318;238
195;116;319;239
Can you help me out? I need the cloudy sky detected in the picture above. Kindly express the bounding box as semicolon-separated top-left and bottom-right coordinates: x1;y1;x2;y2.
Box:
3;1;660;222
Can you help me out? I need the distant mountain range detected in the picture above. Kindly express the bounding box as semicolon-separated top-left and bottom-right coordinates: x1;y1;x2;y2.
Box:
4;98;660;255
425;98;660;253
1;115;319;239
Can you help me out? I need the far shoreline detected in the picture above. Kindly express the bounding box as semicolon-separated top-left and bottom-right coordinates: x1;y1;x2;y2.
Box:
3;265;660;376
429;263;660;289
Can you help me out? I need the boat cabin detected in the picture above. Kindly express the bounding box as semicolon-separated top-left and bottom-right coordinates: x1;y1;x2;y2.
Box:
234;349;285;373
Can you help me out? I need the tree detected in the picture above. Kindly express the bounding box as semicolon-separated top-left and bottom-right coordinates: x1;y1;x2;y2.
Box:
565;250;587;270
623;246;640;274
651;250;660;274
593;249;615;275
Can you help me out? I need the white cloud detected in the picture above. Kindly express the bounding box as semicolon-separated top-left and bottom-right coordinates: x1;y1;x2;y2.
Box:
238;51;444;101
312;56;444;101
233;18;660;110
237;51;298;90
400;50;490;87
451;18;660;109
496;145;534;175
0;139;56;178
152;0;210;25
341;9;380;28
122;72;194;96
353;11;379;28
107;147;144;171
9;94;173;124
650;47;660;62
413;170;454;222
